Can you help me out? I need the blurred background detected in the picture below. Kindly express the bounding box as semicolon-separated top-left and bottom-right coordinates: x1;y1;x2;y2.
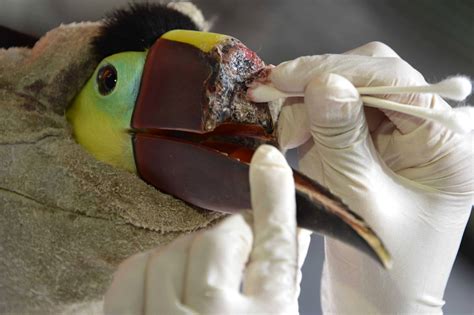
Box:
1;0;472;313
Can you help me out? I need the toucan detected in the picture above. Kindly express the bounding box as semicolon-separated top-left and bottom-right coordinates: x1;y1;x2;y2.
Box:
67;4;391;268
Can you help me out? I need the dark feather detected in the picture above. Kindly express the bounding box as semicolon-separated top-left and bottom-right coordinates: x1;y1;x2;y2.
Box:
92;3;199;60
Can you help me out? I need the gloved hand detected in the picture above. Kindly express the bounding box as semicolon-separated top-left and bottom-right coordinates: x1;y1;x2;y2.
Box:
104;145;311;315
260;42;473;314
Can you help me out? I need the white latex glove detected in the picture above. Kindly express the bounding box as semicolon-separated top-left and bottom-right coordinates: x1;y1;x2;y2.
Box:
259;42;473;314
104;145;311;315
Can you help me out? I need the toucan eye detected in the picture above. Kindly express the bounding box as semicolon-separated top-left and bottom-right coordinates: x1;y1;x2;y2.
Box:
97;64;117;95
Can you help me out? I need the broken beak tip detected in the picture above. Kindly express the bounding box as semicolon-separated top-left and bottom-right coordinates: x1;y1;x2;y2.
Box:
379;250;393;270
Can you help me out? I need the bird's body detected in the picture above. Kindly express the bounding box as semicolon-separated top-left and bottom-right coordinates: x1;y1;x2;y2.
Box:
66;4;391;268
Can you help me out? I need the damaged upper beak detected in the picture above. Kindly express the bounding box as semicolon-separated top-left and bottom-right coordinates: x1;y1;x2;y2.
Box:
131;30;392;268
133;29;273;134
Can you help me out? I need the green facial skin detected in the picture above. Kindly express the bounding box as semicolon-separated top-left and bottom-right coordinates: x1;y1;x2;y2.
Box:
67;51;147;172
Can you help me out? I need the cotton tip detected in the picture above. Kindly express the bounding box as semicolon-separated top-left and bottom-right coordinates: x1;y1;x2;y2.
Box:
449;106;474;134
432;76;472;101
247;84;302;102
248;84;286;102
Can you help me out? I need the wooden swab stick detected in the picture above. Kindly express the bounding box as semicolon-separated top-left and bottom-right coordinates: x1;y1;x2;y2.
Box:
357;76;472;101
248;76;473;134
360;96;473;134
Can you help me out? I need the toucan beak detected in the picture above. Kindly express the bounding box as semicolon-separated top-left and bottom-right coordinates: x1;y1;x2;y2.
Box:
131;30;392;268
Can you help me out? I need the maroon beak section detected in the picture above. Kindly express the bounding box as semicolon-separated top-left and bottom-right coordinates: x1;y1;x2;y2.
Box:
133;39;211;132
132;35;273;134
134;134;250;212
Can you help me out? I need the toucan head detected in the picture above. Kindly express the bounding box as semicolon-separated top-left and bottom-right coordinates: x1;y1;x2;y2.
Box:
67;3;391;268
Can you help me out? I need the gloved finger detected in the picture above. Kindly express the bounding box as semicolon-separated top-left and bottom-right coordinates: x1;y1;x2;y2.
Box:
295;228;312;298
297;229;312;269
268;53;434;135
276;42;399;143
277;98;310;151
373;103;474;192
341;41;423;134
343;41;401;58
243;145;298;301
252;42;400;98
267;54;426;94
298;73;389;220
304;73;365;145
144;235;196;315
104;251;151;315
184;214;252;311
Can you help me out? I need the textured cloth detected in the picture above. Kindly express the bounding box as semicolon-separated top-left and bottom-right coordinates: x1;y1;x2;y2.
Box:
0;20;222;314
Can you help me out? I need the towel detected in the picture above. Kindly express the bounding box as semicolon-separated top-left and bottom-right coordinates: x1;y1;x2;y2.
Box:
0;5;222;313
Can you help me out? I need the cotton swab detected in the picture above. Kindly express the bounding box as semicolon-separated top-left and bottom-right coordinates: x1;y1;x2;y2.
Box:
360;96;474;134
248;76;473;134
357;76;472;101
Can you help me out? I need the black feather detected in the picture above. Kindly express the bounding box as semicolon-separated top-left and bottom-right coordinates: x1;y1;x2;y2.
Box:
92;2;199;60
